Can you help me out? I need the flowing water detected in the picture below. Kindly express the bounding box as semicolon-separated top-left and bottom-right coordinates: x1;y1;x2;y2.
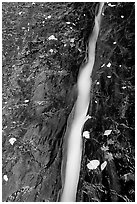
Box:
59;3;104;202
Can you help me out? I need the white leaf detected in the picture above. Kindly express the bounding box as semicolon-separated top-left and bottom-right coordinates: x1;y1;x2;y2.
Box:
48;35;57;40
101;63;105;67
24;99;29;103
83;131;90;139
87;160;100;170
106;62;111;68
3;175;8;181
104;130;112;136
101;161;107;171
9;138;16;145
47;15;51;19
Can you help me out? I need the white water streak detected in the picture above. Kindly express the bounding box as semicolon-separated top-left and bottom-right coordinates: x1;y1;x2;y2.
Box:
60;3;104;202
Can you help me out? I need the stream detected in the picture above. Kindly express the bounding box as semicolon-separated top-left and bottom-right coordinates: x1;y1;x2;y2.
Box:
59;2;104;202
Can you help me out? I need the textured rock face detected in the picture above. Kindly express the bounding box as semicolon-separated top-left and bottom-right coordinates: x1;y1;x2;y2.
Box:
3;2;134;202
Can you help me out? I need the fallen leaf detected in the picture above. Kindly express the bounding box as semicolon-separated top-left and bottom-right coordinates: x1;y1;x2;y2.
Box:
24;99;29;103
87;160;100;170
101;161;107;171
107;62;111;67
48;35;57;40
104;130;112;136
9;138;17;145
83;131;90;139
3;175;8;181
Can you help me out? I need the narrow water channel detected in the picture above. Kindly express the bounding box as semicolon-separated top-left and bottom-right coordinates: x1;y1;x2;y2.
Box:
60;3;104;202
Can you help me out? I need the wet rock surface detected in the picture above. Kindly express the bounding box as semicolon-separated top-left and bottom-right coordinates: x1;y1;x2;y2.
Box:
2;2;134;202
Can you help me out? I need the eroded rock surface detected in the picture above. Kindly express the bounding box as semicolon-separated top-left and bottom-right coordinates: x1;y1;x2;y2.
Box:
3;2;134;202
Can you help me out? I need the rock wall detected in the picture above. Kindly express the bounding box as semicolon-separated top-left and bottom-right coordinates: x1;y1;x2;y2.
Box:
2;2;135;202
